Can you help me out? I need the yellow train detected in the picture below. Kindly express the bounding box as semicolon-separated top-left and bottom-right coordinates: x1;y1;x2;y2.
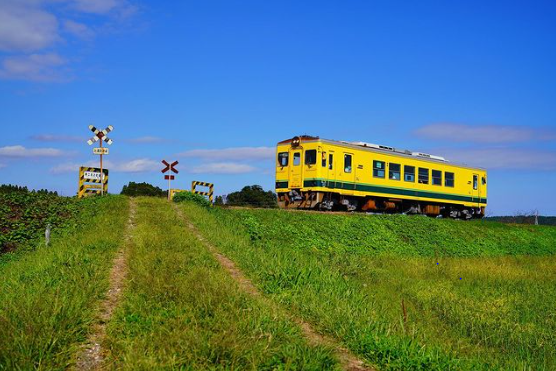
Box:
275;136;487;219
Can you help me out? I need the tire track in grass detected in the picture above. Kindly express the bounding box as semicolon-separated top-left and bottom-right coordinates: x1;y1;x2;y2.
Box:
76;198;136;370
173;204;373;371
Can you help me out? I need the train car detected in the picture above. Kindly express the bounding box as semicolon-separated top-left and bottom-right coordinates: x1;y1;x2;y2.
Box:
275;135;487;219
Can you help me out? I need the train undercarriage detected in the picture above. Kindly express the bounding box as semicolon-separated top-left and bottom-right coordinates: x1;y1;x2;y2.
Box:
277;190;485;219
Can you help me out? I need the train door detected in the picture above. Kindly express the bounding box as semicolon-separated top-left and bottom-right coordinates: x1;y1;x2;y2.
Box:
472;174;479;205
326;151;336;188
343;153;355;190
289;149;303;188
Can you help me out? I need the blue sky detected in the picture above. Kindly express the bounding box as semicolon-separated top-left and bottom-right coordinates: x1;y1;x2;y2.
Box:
0;0;555;215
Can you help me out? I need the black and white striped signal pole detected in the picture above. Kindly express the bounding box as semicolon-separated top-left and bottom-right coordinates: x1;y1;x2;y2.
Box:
87;125;113;196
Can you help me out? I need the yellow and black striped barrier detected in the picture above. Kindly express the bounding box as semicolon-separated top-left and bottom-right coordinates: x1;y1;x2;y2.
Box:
78;166;109;198
191;181;214;203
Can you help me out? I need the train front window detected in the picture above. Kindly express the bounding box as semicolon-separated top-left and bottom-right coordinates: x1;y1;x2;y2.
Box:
305;149;317;165
293;152;301;166
432;170;442;186
418;168;429;184
389;163;400;180
482;176;486;185
322;152;326;167
329;154;334;170
344;154;352;173
373;160;385;178
445;172;454;187
404;166;415;182
277;152;288;167
473;175;478;190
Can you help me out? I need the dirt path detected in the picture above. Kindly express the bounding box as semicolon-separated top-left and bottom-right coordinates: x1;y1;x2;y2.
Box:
76;198;136;371
173;205;373;371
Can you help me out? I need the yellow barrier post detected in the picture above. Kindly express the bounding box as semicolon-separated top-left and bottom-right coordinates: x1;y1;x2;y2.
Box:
191;181;214;203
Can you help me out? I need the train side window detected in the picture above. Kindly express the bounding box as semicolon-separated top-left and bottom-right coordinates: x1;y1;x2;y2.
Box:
418;168;429;184
277;152;288;167
305;149;317;165
373;160;385;178
329;154;334;170
473;175;478;190
344;154;352;173
322;152;326;167
445;172;454;187
404;165;415;182
432;170;442;186
389;163;400;180
293;152;301;166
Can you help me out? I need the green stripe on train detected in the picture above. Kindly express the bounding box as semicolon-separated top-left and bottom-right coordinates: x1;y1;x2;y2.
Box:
302;179;486;204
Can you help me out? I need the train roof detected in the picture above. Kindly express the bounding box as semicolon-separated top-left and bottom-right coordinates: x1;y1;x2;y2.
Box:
277;135;486;171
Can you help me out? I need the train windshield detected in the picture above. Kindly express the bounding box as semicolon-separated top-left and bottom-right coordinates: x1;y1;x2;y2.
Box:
277;152;288;167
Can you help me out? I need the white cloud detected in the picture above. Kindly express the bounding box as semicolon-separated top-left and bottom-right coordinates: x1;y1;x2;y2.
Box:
0;145;66;158
0;53;68;82
31;134;83;142
50;161;89;174
414;123;556;144
0;0;136;82
190;162;258;174
63;19;94;39
0;2;59;52
50;158;159;174
126;136;167;144
442;147;556;170
179;147;274;161
116;158;159;173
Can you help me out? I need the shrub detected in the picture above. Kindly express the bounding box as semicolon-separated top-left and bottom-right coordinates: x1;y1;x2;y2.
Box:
226;185;277;208
173;191;211;208
120;182;165;197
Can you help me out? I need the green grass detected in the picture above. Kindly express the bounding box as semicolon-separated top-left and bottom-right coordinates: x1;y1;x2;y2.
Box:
104;197;338;370
0;196;129;370
179;204;556;370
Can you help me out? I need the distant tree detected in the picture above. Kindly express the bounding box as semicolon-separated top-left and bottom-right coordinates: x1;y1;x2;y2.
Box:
120;182;166;197
226;185;277;208
214;195;224;206
0;184;58;195
0;184;29;194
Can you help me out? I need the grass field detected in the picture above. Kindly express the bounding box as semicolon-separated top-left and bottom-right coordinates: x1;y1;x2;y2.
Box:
0;196;129;370
179;204;556;370
2;195;554;370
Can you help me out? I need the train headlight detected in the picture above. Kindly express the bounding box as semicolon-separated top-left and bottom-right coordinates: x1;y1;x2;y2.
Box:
292;136;301;147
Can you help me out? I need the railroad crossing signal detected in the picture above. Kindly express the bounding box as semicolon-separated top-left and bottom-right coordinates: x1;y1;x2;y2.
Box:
161;160;178;174
162;160;178;201
85;124;113;196
87;125;114;145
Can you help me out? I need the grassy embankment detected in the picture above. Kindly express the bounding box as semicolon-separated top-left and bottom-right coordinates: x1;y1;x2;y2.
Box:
104;197;338;370
0;196;129;370
179;204;556;370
